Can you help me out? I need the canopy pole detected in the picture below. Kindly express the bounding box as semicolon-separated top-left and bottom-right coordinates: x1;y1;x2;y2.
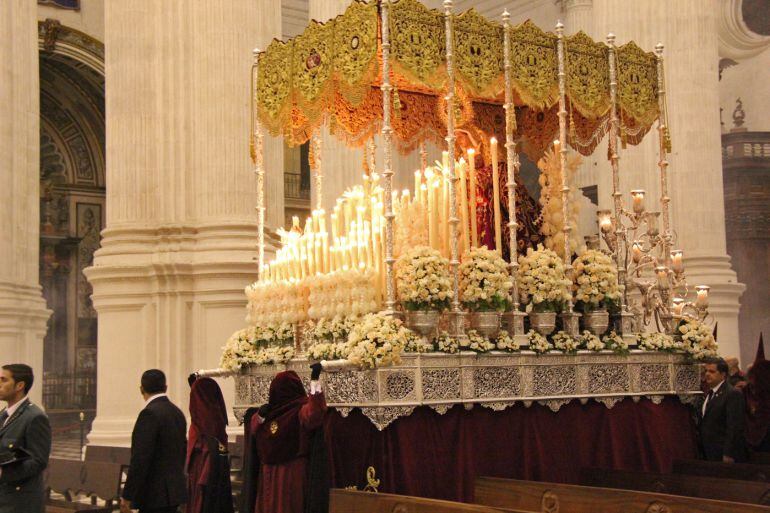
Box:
380;0;397;315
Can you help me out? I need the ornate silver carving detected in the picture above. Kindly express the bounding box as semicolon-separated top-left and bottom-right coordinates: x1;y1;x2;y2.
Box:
639;364;670;392
474;367;521;398
423;369;461;400
587;364;629;394
234;353;700;429
674;365;700;392
534;365;577;396
384;371;417;401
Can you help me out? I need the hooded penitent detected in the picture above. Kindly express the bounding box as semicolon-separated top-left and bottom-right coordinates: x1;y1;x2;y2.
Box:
186;377;233;513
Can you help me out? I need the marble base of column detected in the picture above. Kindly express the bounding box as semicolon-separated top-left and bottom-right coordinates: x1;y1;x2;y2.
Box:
560;311;582;337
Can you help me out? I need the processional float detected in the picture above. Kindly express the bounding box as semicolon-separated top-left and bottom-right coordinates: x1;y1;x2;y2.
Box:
199;0;713;430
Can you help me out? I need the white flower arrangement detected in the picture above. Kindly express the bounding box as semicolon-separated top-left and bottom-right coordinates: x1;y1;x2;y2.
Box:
581;330;605;351
308;314;359;344
677;318;718;360
496;330;521;352
572;249;622;312
527;330;553;354
395;246;452;311
459;247;513;312
306;341;349;361
552;331;581;353
461;330;496;353
603;331;628;354
435;332;459;354
220;324;295;371
344;313;408;369
403;330;434;353
517;245;572;313
637;331;678;352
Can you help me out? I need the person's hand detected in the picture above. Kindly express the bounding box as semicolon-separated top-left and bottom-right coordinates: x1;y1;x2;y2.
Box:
257;404;270;419
187;372;198;387
723;455;735;464
120;498;132;513
310;362;323;380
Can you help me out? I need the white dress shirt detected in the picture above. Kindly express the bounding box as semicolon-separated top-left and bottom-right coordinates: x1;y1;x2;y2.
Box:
702;380;724;416
143;393;167;407
1;396;29;427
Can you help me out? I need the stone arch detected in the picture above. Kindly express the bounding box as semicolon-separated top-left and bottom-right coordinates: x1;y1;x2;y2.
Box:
38;20;104;412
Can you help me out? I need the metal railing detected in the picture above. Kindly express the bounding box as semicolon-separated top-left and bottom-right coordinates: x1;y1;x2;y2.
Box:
43;372;97;411
284;172;310;200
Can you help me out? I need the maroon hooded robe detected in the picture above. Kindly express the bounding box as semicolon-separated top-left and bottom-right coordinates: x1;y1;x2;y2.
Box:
186;378;233;513
246;371;327;513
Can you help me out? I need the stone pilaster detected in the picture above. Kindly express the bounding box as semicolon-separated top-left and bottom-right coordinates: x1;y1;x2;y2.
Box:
86;0;282;446
0;0;50;405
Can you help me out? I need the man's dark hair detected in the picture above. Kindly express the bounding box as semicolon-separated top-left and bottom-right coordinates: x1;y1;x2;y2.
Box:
141;369;167;394
703;357;729;376
2;364;34;395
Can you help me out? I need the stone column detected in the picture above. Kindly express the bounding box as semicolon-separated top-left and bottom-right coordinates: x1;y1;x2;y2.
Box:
85;0;282;446
0;0;50;404
592;0;744;359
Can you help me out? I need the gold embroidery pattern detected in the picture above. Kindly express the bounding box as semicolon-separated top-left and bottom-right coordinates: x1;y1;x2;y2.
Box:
616;41;659;126
390;0;445;89
293;19;335;105
454;9;503;97
333;0;378;104
565;31;610;118
508;21;558;109
256;39;293;133
269;421;278;435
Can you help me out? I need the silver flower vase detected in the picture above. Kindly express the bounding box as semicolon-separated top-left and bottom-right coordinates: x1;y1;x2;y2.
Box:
405;310;441;338
469;311;501;339
583;309;610;335
530;311;557;336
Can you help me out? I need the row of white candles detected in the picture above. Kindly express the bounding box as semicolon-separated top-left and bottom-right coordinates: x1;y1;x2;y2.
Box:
263;137;509;283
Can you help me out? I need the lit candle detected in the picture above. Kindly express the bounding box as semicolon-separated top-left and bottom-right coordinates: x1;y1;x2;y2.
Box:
695;285;710;308
331;213;338;241
671;250;684;274
426;168;439;250
442;150;449;172
315;237;323;274
598;210;613;233
459;158;470;256
442;168;450;257
630;190;646;214
318;209;326;234
468;149;478;247
414;170;422;203
656;266;669;289
632;240;643;263
491;138;502;253
672;298;684;316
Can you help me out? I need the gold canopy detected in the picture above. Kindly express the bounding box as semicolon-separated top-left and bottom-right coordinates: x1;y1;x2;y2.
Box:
253;0;659;161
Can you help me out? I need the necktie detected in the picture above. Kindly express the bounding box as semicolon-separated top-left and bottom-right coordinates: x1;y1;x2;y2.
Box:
703;390;714;416
0;410;8;427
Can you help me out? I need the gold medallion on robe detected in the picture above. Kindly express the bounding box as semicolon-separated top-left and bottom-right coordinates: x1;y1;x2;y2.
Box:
269;421;279;435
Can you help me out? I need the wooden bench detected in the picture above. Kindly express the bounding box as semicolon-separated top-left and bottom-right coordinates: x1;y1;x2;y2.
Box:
329;489;527;513
673;458;770;482
474;476;770;513
581;467;770;505
45;458;124;513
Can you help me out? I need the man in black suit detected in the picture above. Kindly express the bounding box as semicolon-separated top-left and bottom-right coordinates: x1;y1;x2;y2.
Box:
698;357;747;463
121;370;187;513
0;364;51;513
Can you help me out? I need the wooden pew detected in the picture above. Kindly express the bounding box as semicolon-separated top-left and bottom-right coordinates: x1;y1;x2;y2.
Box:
581;467;770;505
83;446;130;465
329;489;528;513
673;458;770;482
46;458;123;513
474;476;770;513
